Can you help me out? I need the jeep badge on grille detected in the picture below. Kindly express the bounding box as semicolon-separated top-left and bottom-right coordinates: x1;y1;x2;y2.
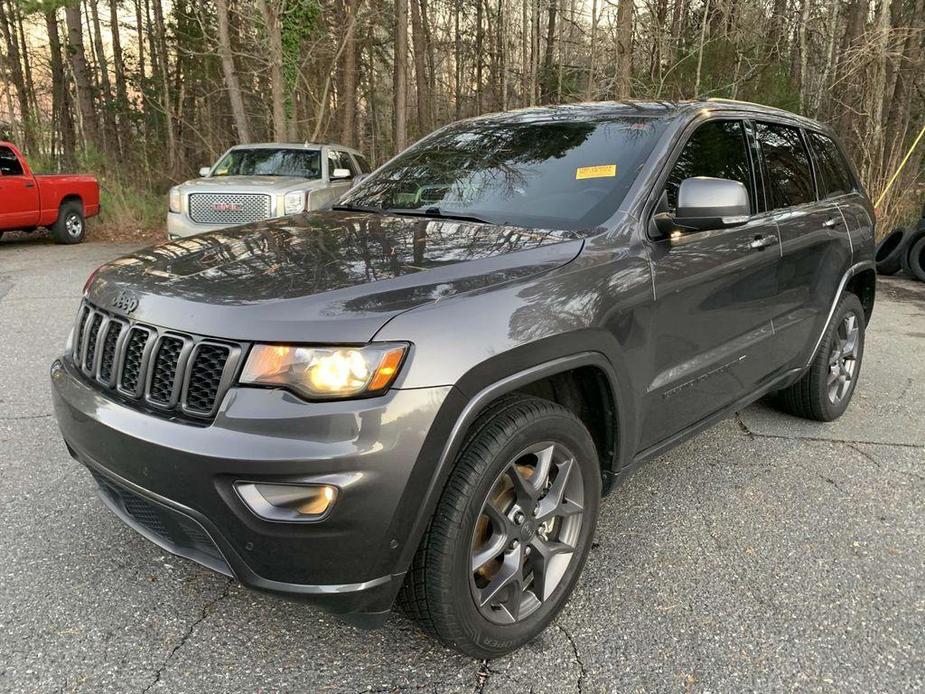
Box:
111;289;139;315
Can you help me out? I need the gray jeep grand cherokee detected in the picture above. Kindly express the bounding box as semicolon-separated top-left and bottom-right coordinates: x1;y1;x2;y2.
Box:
51;100;875;658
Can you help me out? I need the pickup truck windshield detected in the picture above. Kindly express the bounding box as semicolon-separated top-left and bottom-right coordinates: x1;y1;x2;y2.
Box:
212;148;321;179
338;116;669;230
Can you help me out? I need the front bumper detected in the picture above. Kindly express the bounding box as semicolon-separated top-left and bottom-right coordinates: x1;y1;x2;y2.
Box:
51;357;458;622
166;212;229;239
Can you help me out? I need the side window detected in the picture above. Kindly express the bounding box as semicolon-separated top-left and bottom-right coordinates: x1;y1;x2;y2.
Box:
756;122;815;209
665;120;753;213
353;153;372;174
338;151;358;176
0;146;24;176
807;131;854;198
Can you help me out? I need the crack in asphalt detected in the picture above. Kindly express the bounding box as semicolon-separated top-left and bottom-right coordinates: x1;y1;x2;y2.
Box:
557;624;586;693
0;413;53;421
140;578;233;693
733;414;925;450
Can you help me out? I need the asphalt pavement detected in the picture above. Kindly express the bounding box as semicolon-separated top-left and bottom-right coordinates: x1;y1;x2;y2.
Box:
1;234;922;693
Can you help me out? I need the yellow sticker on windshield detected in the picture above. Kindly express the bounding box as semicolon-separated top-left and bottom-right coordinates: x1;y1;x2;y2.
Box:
576;164;617;180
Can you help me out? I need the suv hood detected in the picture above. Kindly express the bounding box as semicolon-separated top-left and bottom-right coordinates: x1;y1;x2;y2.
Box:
180;175;323;193
88;211;586;343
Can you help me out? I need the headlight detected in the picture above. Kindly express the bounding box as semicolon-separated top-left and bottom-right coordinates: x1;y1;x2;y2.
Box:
168;187;181;213
240;343;408;399
284;191;306;215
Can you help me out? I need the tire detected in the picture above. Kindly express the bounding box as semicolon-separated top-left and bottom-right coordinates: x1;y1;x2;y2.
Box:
875;227;911;275
50;201;86;244
901;229;925;279
775;293;865;421
906;234;925;283
397;394;601;658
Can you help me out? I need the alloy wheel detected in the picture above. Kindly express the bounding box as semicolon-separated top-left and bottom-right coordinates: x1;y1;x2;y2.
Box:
827;312;860;404
65;213;83;238
469;441;585;624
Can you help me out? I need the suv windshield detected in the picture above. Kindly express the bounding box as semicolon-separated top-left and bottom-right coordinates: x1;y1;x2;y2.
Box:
212;148;322;179
338;116;669;230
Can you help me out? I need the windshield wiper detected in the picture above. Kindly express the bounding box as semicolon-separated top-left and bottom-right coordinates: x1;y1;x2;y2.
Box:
386;207;497;225
331;203;385;214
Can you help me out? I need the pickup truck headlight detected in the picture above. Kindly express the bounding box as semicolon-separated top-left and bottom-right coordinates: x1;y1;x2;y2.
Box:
284;191;306;215
168;187;181;213
240;343;407;399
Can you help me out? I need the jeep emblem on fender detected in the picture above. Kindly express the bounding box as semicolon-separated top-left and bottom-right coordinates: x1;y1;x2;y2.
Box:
110;289;139;314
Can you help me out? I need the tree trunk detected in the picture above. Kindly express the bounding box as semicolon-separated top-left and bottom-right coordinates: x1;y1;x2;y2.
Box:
90;0;119;152
110;0;130;115
47;9;77;166
215;0;251;142
540;0;557;101
615;0;633;99
339;0;360;146
64;3;100;148
409;0;431;133
0;0;32;149
393;0;408;151
257;0;287;140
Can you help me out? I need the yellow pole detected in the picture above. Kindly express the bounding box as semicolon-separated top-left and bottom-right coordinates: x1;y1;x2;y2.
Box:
874;121;925;209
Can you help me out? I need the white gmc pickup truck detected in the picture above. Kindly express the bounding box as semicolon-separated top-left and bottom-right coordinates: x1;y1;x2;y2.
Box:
167;142;371;239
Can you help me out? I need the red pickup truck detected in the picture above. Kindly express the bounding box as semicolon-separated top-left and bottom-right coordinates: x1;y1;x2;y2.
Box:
0;142;100;244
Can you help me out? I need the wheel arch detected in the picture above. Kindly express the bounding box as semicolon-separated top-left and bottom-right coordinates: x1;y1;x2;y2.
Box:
845;267;875;325
59;194;85;213
389;346;634;588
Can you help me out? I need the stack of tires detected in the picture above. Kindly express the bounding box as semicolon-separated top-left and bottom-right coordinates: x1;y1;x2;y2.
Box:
876;211;925;282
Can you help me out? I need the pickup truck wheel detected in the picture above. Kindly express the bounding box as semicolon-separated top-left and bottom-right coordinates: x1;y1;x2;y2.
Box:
397;395;600;658
775;293;865;421
51;202;86;244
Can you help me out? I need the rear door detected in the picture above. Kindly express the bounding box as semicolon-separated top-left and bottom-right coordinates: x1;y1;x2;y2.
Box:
641;118;782;449
754;122;852;367
0;145;40;229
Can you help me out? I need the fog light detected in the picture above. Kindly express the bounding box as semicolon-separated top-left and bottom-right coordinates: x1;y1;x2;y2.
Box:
235;482;337;522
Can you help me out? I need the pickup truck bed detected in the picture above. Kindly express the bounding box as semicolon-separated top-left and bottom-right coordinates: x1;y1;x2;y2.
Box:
0;142;100;244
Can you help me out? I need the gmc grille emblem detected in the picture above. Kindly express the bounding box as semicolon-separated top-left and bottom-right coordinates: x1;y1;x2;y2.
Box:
212;202;243;213
111;290;139;315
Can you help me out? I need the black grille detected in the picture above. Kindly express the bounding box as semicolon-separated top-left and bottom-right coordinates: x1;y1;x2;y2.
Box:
149;337;184;404
99;323;123;382
186;345;230;413
72;302;242;421
83;314;103;371
120;328;150;392
92;472;227;570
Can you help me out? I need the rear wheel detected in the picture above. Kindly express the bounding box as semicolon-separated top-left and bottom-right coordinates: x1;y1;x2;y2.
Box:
774;293;865;421
398;395;601;658
51;201;86;244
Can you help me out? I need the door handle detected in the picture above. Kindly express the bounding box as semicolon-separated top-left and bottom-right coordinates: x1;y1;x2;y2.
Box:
747;235;776;251
24;182;34;188
822;217;839;228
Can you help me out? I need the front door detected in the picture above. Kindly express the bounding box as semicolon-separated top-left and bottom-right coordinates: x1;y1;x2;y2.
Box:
0;145;40;229
640;119;781;450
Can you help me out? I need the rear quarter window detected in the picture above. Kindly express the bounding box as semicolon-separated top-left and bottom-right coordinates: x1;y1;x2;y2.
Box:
807;131;855;198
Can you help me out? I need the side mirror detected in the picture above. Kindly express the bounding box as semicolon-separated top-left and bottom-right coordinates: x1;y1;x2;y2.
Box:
331;167;352;180
674;177;750;232
198;167;211;177
351;173;370;188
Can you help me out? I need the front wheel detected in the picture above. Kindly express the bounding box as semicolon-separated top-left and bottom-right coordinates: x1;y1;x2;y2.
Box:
51;201;86;244
398;395;601;658
775;293;866;421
